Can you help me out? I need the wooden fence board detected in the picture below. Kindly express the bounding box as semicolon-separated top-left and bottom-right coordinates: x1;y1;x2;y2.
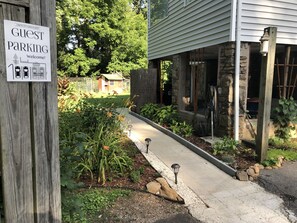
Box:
0;0;61;222
0;0;29;7
29;0;61;222
0;4;34;223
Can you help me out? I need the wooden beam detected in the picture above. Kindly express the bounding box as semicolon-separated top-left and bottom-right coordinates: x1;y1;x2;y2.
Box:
283;46;291;98
29;0;61;222
0;0;29;7
256;27;277;162
0;4;34;222
0;0;61;222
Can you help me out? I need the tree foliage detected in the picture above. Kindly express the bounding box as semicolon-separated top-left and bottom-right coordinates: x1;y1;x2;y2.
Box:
56;0;147;77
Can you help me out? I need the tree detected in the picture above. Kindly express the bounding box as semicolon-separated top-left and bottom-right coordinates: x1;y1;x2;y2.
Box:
56;0;147;77
130;0;147;18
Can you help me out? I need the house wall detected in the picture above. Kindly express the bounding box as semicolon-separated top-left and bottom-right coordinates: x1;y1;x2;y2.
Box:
148;0;233;60
241;0;297;44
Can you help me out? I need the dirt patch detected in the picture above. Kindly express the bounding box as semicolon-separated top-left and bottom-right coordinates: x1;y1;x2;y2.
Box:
105;191;201;223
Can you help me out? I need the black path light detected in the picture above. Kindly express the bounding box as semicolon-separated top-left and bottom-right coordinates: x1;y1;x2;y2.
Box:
127;124;132;136
144;138;151;153
171;163;180;184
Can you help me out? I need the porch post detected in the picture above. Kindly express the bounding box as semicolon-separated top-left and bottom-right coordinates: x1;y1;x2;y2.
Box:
256;27;277;162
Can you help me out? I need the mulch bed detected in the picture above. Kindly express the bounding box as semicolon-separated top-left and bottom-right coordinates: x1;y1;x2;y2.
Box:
185;135;258;170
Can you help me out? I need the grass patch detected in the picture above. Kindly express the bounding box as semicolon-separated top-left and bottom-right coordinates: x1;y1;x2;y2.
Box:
62;188;131;223
267;148;297;161
269;137;297;151
85;94;130;108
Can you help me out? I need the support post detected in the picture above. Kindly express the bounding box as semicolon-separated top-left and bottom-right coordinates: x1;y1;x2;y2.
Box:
256;27;277;162
283;46;291;98
0;0;61;222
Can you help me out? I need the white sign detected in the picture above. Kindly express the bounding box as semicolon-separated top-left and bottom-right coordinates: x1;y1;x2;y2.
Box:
4;20;51;82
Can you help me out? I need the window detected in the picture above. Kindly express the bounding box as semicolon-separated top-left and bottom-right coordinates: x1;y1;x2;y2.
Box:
109;80;114;86
149;0;169;27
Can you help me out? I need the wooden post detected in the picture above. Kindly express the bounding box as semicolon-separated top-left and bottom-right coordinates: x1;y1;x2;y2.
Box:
283;46;291;98
0;0;61;222
256;27;277;162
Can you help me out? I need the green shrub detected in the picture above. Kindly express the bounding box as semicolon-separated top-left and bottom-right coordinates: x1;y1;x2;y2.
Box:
213;137;239;157
140;103;160;121
170;121;193;137
59;95;132;185
155;105;178;126
272;97;297;141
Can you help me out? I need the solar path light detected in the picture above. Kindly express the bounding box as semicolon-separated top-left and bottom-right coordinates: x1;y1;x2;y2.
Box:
171;163;180;184
127;124;132;136
144;138;151;153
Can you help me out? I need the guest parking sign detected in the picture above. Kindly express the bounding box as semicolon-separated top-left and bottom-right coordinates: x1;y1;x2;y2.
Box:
4;20;51;82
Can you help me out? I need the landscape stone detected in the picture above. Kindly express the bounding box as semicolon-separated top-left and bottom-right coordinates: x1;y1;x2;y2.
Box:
159;186;180;201
258;164;265;170
156;177;170;188
247;167;258;178
152;177;184;202
236;170;248;181
253;165;260;174
146;181;161;194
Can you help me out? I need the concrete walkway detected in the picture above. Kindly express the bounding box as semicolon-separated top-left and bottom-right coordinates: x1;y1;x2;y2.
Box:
120;109;296;223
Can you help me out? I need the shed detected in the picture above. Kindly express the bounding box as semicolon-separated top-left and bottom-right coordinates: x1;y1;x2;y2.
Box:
98;73;125;93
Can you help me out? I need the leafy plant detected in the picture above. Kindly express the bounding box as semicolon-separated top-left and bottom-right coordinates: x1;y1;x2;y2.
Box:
58;77;71;96
155;105;178;126
272;97;297;141
62;189;131;223
140;103;160;121
124;94;138;111
59;93;133;186
213;137;239;157
129;170;141;183
170;120;193;137
262;158;278;167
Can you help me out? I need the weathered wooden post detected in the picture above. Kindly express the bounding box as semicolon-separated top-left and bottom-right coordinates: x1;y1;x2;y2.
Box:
256;27;277;162
0;0;61;222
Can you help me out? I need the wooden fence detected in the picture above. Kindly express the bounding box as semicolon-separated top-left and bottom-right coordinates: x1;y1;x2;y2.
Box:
130;69;157;113
0;0;61;222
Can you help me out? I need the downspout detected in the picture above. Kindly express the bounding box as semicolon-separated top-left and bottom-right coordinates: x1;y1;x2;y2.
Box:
234;0;242;141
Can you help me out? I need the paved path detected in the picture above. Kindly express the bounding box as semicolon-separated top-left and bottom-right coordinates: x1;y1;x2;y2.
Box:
119;109;296;223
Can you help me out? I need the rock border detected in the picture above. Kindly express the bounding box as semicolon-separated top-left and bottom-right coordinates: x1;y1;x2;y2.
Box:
236;156;285;181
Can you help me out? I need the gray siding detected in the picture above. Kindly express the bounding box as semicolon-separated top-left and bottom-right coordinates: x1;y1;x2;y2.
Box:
148;0;232;60
241;0;297;44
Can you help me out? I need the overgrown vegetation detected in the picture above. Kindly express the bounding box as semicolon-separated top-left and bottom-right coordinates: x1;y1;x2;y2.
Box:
140;103;193;137
212;137;239;157
58;78;146;222
272;97;297;141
